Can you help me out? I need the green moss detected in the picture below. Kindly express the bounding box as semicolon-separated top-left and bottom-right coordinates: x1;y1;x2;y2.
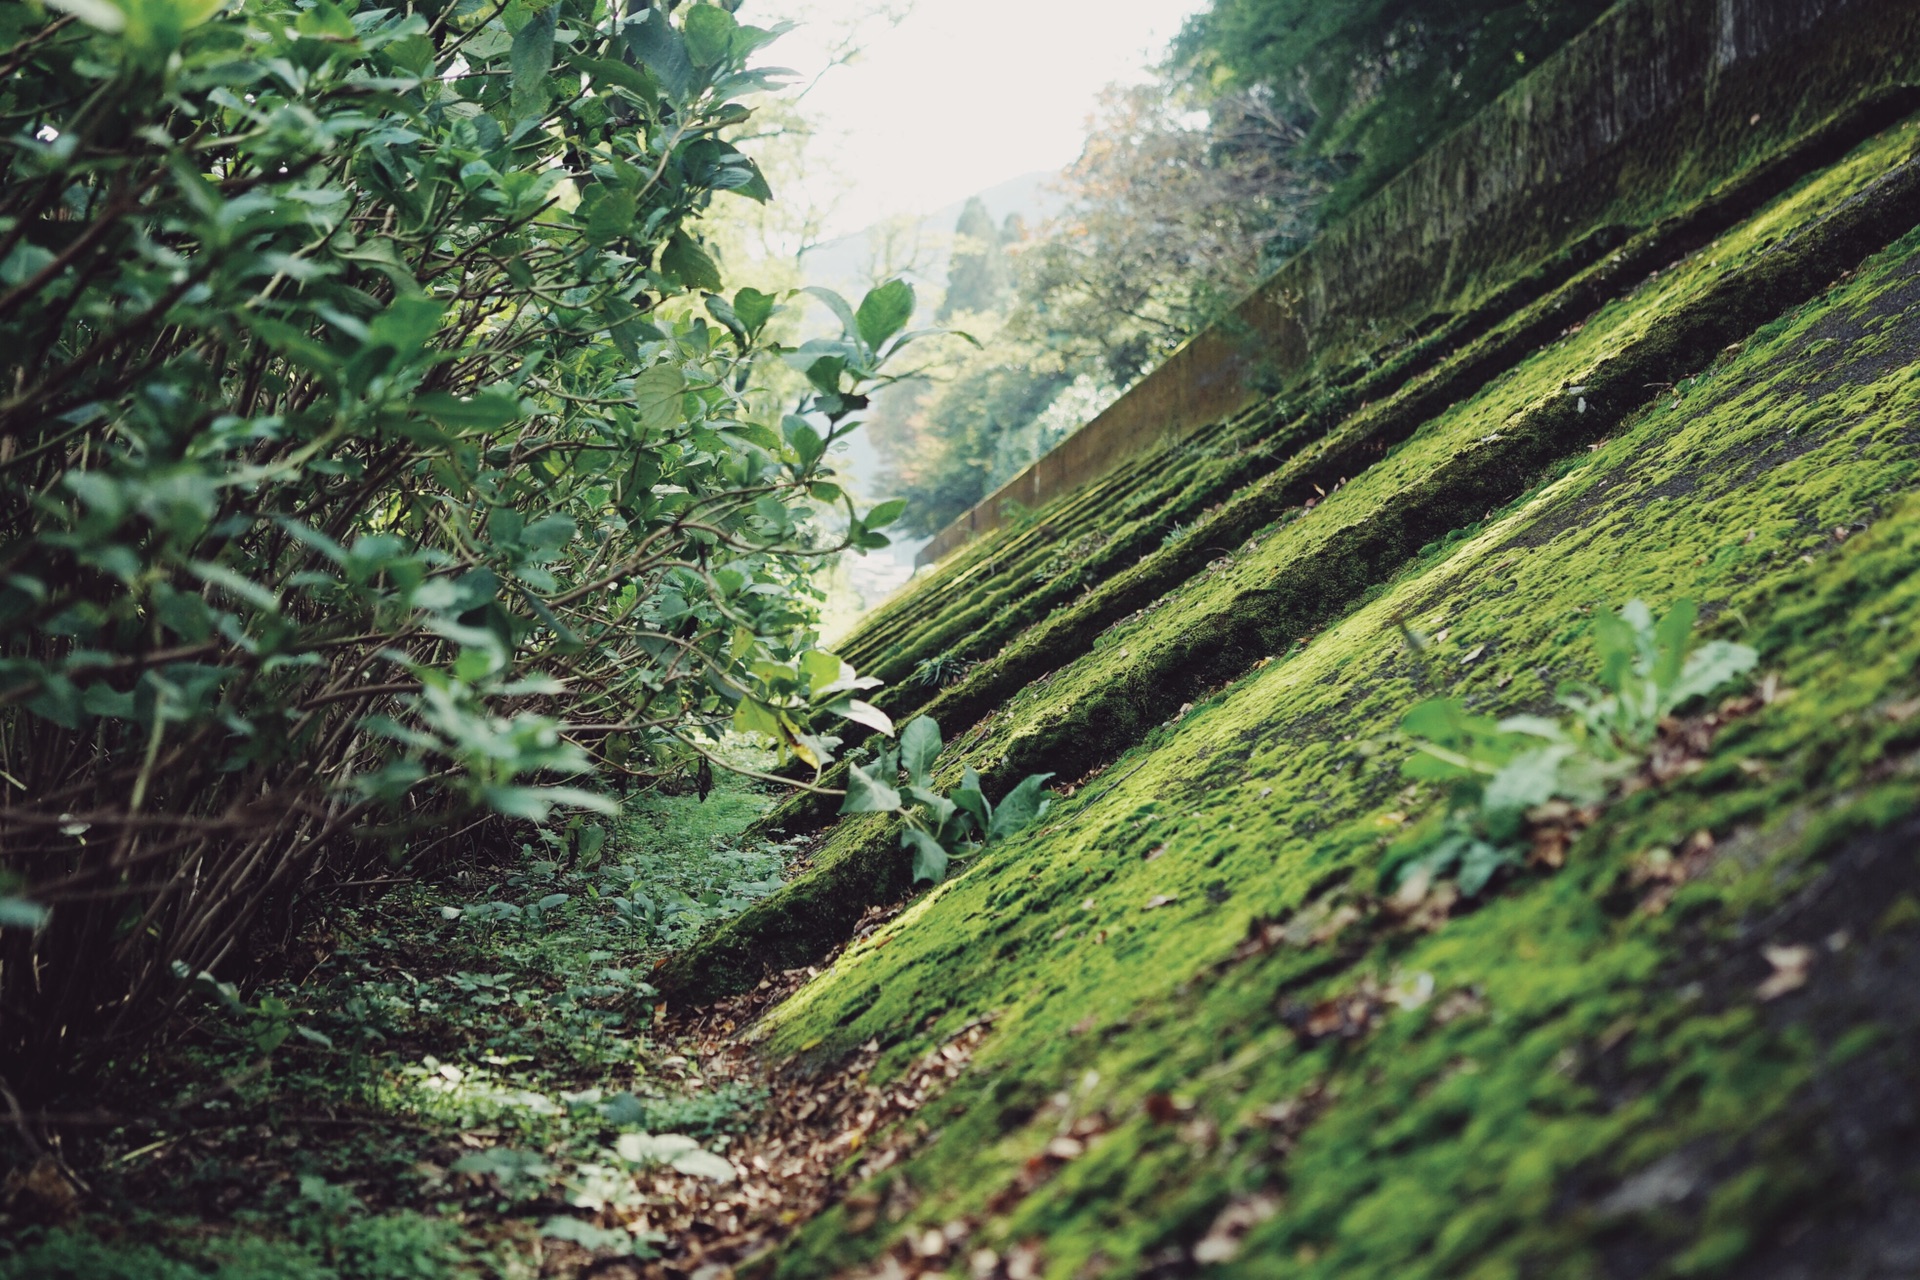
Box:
758;207;1920;1275
844;101;1920;772
718;115;1920;1005
938;117;1920;794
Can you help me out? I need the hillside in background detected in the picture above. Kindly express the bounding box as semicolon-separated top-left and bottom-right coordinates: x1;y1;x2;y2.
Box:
795;173;1068;617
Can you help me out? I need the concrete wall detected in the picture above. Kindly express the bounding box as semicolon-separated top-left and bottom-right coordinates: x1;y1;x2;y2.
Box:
918;0;1917;566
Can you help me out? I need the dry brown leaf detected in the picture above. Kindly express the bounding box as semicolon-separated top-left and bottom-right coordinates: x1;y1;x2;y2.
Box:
1756;944;1814;1001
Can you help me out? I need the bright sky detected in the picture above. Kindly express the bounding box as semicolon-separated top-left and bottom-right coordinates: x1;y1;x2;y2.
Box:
742;0;1208;240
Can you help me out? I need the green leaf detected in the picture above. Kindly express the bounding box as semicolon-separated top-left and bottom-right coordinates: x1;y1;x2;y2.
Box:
416;390;523;433
482;786;618;821
63;471;125;522
802;287;859;339
719;421;783;454
1481;744;1574;814
899;715;941;789
1399;698;1460;741
682;3;736;68
950;772;990;834
615;1131;698;1163
804;356;845;397
799;649;842;691
661;232;723;292
1590;604;1640;693
541;1218;639;1254
902;827;949;883
511;6;557;118
632;363;688;431
575;824;607;864
987;772;1054;841
522;514;576;553
831;698;894;738
1494;714;1567;741
783;415;825;469
1651;598;1697;694
668;1148;737;1182
855;279;915;350
905;784;956;828
704;295;749;346
585;189;637;246
733;287;776;336
841;761;902;814
1455;839;1519;896
43;0;127;34
728;157;773;203
865;498;907;529
369;295;444;355
626;7;692;99
1669;639;1758;711
566;53;659;106
189;561;280;614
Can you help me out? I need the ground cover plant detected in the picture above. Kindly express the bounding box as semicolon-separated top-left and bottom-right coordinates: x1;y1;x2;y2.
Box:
1385;599;1757;898
0;770;786;1275
839;715;1055;883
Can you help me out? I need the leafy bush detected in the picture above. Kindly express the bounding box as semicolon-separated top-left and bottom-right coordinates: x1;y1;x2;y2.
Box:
0;0;913;1083
841;716;1054;882
1385;600;1756;896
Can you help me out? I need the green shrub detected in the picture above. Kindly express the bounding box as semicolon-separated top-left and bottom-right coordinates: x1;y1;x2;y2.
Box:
0;0;913;1083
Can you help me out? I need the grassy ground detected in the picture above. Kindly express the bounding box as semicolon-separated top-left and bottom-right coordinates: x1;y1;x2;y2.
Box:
0;778;790;1278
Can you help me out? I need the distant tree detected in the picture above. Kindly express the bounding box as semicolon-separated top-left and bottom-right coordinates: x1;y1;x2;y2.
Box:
1173;0;1614;218
874;81;1325;534
1020;82;1325;387
866;321;1074;537
938;198;1015;320
877;1;1623;538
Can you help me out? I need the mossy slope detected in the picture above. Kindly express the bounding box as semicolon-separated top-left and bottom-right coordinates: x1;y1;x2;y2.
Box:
754;214;1920;1276
665;112;1920;1004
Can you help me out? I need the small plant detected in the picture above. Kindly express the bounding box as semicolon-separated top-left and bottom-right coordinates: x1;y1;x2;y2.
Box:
999;500;1043;532
841;717;1054;882
1385;600;1756;897
911;651;975;688
172;962;333;1057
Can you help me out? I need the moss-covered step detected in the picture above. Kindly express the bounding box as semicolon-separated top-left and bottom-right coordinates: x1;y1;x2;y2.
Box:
678;116;1920;1003
916;114;1920;799
757;220;1920;1277
833;91;1920;784
773;94;1920;855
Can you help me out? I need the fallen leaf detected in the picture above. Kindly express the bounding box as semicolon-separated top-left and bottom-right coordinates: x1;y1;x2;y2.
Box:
1190;1194;1282;1264
1884;696;1920;723
1756;944;1814;1000
1143;1093;1191;1124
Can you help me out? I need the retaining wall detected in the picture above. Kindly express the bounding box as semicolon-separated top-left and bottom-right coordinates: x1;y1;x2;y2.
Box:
918;0;1918;566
